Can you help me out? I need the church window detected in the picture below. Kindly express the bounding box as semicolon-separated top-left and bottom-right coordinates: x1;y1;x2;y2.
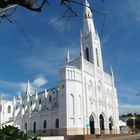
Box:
69;94;74;116
96;48;100;67
8;105;11;113
39;99;41;104
85;48;89;61
33;121;36;133
55;118;59;128
25;123;27;130
49;95;52;103
61;84;64;89
23;104;25;108
43;120;47;129
30;101;32;106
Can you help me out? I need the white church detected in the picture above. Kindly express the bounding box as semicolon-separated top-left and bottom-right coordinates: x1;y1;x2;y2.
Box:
0;0;120;136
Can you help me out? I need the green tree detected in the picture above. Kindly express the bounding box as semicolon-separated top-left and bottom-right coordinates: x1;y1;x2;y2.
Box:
135;118;140;130
127;118;133;127
0;125;40;140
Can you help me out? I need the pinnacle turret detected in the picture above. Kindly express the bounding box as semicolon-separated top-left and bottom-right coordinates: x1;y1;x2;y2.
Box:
26;80;31;95
66;49;70;63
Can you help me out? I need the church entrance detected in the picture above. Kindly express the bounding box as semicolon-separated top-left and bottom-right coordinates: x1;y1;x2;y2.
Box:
89;115;95;134
109;117;113;134
99;114;104;134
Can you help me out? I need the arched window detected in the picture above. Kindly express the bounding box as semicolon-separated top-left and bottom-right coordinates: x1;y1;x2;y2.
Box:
30;101;32;106
96;48;99;67
39;98;41;104
55;118;59;128
85;48;89;61
43;120;47;129
89;115;95;134
33;121;36;133
109;117;113;131
99;114;105;132
25;123;27;130
69;94;74;116
49;96;52;103
8;105;11;113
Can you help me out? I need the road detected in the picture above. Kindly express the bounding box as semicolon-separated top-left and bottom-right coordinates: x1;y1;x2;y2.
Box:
99;134;140;140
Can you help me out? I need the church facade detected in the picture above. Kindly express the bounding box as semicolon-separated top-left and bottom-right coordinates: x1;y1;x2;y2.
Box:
0;0;120;136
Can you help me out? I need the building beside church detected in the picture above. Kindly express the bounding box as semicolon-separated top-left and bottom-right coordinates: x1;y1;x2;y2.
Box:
0;0;120;136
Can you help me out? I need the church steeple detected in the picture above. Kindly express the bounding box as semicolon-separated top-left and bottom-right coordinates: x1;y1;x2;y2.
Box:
81;0;104;70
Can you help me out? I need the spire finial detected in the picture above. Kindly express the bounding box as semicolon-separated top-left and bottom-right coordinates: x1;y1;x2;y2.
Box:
13;96;16;106
26;80;31;95
66;49;70;63
110;65;114;77
80;30;83;57
84;0;91;17
85;0;89;7
35;90;38;100
45;88;47;93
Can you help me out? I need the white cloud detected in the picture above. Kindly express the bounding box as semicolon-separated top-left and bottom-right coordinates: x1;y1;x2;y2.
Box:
33;75;48;88
19;75;48;94
49;16;74;31
19;82;28;93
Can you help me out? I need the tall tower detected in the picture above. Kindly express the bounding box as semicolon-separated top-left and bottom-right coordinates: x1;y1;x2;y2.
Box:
81;0;104;70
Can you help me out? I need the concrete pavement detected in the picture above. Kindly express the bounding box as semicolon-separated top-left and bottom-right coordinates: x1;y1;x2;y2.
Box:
98;134;140;140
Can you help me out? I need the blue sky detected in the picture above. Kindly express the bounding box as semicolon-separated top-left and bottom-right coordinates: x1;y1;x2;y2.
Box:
0;0;140;115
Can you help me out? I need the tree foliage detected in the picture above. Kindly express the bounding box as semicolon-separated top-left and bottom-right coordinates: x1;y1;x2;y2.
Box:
0;0;47;12
127;118;140;131
0;125;39;140
127;118;133;127
0;0;85;13
0;0;88;23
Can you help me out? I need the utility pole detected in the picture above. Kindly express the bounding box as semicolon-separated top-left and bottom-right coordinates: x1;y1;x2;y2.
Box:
132;113;136;133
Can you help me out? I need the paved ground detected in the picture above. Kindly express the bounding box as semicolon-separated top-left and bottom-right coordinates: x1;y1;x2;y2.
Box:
99;134;140;140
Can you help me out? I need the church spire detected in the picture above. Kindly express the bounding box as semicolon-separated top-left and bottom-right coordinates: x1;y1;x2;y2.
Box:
81;0;104;70
83;0;95;34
